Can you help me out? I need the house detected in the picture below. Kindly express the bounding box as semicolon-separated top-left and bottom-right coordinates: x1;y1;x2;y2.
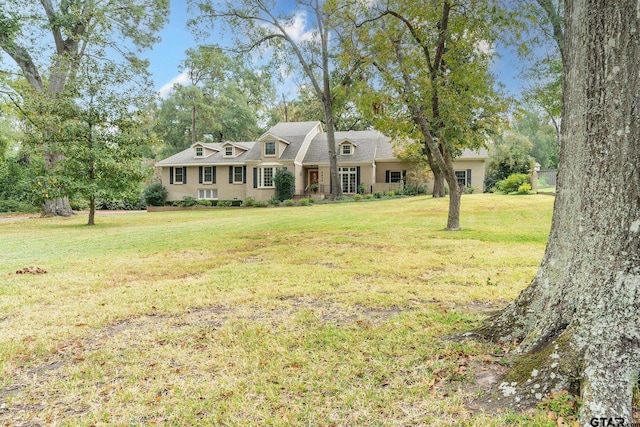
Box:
155;121;488;202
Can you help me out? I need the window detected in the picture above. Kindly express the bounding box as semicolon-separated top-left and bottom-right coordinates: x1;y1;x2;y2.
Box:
233;166;244;183
203;166;214;184
341;144;352;155
259;167;277;187
225;146;233;157
390;171;402;183
195;146;203;157
265;141;276;156
339;167;357;193
198;189;218;200
174;167;184;184
455;170;467;187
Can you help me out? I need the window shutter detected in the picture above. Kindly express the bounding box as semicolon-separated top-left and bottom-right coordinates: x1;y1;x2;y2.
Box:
357;166;361;186
402;170;407;180
466;169;472;187
199;167;203;184
243;166;247;184
229;166;233;183
169;167;174;184
183;167;187;184
253;168;258;188
212;166;216;184
385;170;390;183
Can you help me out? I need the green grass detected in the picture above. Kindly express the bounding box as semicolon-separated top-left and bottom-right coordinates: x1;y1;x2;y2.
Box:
0;194;557;426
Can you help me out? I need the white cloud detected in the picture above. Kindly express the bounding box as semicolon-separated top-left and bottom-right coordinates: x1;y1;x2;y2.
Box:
157;72;190;98
282;11;316;43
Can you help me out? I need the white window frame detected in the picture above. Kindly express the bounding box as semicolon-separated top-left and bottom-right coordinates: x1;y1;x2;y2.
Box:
339;167;357;193
195;146;203;157
203;166;214;184
225;146;233;157
198;189;218;200
455;170;467;187
259;166;278;188
264;141;276;157
174;167;184;184
341;144;353;155
233;166;244;183
390;171;402;183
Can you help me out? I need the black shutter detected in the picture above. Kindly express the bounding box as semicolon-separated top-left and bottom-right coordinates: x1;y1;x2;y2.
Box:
466;169;472;187
199;167;203;184
243;166;247;184
229;166;233;183
253;168;258;188
357;166;361;186
169;167;174;184
385;170;390;183
212;166;216;184
183;167;187;184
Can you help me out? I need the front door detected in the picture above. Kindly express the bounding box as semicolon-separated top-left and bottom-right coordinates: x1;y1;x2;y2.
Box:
309;170;319;185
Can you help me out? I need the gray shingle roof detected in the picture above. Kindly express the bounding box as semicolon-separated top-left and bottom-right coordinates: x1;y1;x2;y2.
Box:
303;130;383;164
263;121;321;161
156;142;258;166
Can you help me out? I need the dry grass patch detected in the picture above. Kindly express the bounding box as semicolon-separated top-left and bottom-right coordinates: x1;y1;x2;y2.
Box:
0;194;556;425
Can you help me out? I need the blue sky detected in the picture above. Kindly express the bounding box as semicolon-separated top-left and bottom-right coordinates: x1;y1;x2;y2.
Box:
144;3;526;101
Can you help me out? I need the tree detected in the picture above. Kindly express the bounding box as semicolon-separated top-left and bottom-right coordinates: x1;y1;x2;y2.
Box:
476;0;640;421
192;0;364;199
484;132;534;191
354;0;507;229
22;59;155;225
0;0;168;216
153;45;273;158
513;111;558;169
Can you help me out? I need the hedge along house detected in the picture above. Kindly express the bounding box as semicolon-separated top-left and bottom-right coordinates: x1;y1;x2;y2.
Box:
155;121;488;202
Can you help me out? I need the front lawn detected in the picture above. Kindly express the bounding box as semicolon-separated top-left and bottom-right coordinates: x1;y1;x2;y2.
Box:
0;194;557;426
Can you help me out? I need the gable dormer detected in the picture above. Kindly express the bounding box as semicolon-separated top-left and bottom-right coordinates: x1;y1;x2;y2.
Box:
339;139;357;156
257;132;290;159
222;142;250;158
192;142;219;159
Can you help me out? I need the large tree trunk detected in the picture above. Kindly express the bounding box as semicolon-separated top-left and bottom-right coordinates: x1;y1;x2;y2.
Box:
87;195;96;226
42;152;73;217
425;146;445;198
476;0;640;421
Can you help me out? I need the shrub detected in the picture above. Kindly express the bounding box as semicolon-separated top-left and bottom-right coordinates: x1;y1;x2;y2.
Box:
197;200;212;206
357;184;366;194
283;199;296;206
386;190;395;197
218;200;233;207
241;197;256;207
0;199;40;213
96;194;146;210
374;192;383;199
517;183;532;194
179;196;197;207
144;182;168;207
353;194;363;201
463;186;478;195
496;173;531;194
268;196;281;206
254;201;268;207
69;198;89;211
298;198;311;206
274;169;295;201
365;194;374;200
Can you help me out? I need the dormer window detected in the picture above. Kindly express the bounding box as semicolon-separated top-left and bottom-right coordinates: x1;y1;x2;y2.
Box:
341;144;353;155
225;146;233;157
265;141;276;156
195;146;203;157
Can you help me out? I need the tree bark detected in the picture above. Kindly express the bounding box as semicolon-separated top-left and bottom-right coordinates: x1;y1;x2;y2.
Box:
425;146;445;198
87;195;96;226
476;0;640;421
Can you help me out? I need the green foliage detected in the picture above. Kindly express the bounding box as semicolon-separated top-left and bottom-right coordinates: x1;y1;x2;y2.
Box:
253;200;268;207
374;192;383;199
218;200;233;207
485;132;534;191
241;197;256;207
144;182;168;207
517;183;532;194
283;199;295;207
298;198;311;206
197;199;212;206
536;390;579;424
268;196;281;206
0;199;39;213
96;194;146;210
179;196;197;207
274;169;295;201
386;190;395;197
353;194;363;201
0;152;42;211
365;194;374;200
514;111;559;169
496;173;531;194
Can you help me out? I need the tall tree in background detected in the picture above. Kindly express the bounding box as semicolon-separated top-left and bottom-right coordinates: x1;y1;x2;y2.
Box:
192;0;363;198
354;0;507;229
0;0;168;216
477;0;640;420
153;45;274;158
